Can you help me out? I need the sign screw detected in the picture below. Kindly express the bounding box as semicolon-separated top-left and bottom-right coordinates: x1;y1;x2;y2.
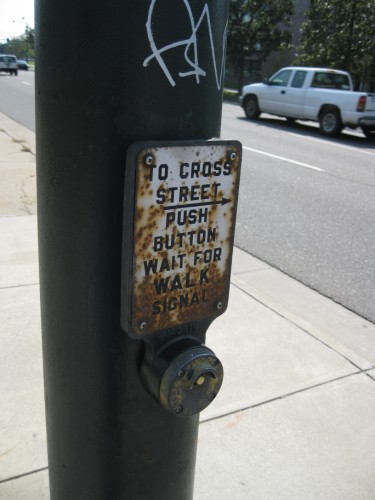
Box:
144;154;154;165
139;320;147;330
215;300;223;310
230;151;237;161
175;406;183;414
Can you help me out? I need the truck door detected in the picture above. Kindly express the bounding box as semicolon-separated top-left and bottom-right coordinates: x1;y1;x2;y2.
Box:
284;70;308;117
260;69;307;118
259;68;293;114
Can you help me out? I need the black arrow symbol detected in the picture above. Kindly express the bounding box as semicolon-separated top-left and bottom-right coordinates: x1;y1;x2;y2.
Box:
163;198;231;211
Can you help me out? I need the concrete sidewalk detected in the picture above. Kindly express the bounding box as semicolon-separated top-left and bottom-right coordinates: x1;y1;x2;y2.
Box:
1;112;375;499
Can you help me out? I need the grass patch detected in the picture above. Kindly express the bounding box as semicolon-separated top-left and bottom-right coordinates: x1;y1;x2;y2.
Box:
223;88;239;102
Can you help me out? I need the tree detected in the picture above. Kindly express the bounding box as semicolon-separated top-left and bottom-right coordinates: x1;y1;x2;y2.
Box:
23;26;35;54
227;0;294;91
0;26;35;60
295;0;375;89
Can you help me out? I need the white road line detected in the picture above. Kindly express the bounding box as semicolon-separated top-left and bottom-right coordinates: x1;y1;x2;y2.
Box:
287;131;375;157
243;146;325;172
22;81;31;86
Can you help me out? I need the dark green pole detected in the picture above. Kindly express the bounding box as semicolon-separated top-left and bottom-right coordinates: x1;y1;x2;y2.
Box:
35;1;229;498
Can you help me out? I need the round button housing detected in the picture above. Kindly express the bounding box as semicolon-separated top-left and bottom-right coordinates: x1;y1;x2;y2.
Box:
159;346;223;417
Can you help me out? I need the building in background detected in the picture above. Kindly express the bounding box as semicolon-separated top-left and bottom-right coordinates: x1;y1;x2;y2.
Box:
262;0;310;79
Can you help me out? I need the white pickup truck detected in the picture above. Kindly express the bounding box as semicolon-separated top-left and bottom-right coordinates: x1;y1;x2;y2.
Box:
240;66;375;139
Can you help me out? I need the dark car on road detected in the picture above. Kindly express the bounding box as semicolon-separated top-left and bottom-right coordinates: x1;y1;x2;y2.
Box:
17;59;29;70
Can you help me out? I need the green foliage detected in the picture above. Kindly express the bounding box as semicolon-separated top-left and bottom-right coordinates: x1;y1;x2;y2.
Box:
295;0;375;88
227;0;295;90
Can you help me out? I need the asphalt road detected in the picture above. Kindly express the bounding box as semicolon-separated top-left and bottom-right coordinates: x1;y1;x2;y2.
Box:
0;70;35;130
223;102;375;323
0;72;374;322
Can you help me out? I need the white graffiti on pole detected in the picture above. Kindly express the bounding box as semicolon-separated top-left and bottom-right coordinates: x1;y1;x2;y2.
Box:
143;0;227;89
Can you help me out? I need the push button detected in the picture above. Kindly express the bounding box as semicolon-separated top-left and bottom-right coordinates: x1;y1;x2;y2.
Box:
159;346;223;416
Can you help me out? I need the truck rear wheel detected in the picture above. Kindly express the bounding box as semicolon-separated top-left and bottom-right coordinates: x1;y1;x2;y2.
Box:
319;108;343;137
244;95;260;119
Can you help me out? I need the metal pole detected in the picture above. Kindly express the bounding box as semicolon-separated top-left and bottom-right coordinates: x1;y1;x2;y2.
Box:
35;0;229;498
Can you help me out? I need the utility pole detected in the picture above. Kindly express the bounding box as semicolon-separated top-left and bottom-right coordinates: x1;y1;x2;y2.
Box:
36;1;239;499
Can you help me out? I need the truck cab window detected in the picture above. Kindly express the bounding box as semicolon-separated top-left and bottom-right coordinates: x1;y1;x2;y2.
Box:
291;71;307;88
311;72;350;90
269;69;292;87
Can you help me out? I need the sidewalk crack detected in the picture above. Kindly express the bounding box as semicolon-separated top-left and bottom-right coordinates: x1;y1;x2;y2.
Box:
0;467;48;485
0;282;39;291
200;371;362;424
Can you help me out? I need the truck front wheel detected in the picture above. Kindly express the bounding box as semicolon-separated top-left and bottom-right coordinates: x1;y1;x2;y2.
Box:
362;127;375;140
244;95;260;119
319;108;343;137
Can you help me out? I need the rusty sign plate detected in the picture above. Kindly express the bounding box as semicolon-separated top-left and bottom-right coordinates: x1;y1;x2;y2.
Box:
121;140;242;338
